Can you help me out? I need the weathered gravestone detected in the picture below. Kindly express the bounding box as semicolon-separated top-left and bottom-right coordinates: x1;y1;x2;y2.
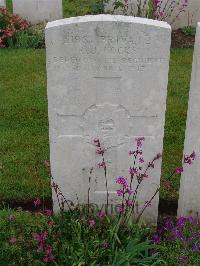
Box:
13;0;63;25
178;23;200;218
0;0;5;7
45;15;171;224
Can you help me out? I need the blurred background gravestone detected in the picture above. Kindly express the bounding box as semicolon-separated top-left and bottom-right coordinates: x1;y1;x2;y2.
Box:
0;0;5;7
105;0;200;30
13;0;63;24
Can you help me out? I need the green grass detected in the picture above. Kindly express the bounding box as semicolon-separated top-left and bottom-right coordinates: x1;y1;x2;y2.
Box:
161;48;193;200
0;49;50;201
0;208;52;264
63;0;93;17
5;0;12;13
0;48;193;202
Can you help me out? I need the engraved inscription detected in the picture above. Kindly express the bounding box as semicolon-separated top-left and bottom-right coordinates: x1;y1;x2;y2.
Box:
98;119;115;133
48;56;166;72
62;25;155;57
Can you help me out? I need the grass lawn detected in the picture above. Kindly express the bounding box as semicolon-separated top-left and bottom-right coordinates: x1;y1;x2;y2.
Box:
0;49;50;201
0;48;193;202
161;48;192;200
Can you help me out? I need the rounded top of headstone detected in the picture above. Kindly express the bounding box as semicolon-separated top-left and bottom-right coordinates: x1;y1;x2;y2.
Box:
46;14;171;31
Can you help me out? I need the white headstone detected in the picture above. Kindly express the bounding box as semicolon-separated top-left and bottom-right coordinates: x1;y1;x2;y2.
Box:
0;0;5;7
13;0;63;24
178;23;200;218
46;15;171;224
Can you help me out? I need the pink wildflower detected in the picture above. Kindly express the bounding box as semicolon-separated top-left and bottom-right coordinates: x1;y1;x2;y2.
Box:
142;173;149;178
184;151;196;165
148;162;155;168
190;151;196;160
80;215;86;222
33;232;48;253
47;220;54;227
38;241;44;252
98;161;106;168
116;176;128;188
8;214;16;221
139;157;144;163
145;200;152;207
44;209;53;217
119;206;125;214
9;237;17;244
175;167;183;175
116;189;124;197
159;11;164;17
96;148;106;155
43;245;54;263
136;149;143;155
98;211;106;220
33;232;48;242
129;167;137;175
154;153;162;160
135;137;145;147
126;200;133;207
93;138;100;147
34;197;41;207
89;220;96;227
126;187;133;195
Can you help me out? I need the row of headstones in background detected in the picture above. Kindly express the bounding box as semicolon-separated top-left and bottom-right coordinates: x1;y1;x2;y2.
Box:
45;15;171;224
13;0;63;24
105;0;200;30
0;0;5;7
178;23;200;218
5;0;200;29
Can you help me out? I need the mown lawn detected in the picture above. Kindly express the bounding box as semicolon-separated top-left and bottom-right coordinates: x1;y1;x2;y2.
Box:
0;48;193;202
161;48;193;199
0;49;50;201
